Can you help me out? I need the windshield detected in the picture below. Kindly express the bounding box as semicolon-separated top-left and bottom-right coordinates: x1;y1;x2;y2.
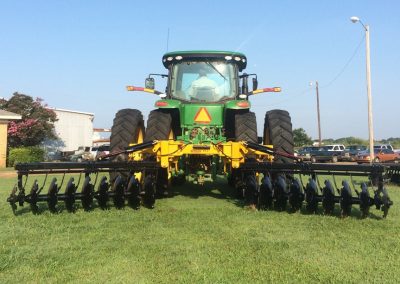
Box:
170;61;237;102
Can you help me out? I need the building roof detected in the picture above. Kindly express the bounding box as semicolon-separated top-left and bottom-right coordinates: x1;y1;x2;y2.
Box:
48;107;94;117
0;109;22;120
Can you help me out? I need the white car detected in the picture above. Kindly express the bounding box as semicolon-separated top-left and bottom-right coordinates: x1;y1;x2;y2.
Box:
89;146;99;159
95;144;110;160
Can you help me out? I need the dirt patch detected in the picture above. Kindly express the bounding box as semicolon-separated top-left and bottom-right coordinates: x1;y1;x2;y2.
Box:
0;171;17;178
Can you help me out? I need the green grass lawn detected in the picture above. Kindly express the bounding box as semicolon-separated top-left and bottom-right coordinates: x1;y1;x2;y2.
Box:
1;171;400;283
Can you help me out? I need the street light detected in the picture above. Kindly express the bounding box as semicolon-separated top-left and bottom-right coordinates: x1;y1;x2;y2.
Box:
309;81;322;146
350;16;375;163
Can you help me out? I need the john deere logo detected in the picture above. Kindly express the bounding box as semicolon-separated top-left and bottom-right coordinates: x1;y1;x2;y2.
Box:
194;107;211;124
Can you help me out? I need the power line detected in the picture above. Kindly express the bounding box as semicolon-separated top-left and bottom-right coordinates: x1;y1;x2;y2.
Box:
252;34;365;108
320;34;365;88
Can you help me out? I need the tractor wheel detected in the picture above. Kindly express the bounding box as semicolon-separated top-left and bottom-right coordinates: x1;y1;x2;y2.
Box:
145;110;175;197
110;109;145;182
234;112;258;142
263;110;294;164
145;110;174;142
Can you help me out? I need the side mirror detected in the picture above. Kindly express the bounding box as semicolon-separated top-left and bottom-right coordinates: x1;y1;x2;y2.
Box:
145;77;155;89
252;77;258;91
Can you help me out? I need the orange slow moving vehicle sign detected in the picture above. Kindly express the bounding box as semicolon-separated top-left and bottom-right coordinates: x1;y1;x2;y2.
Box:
194;107;212;124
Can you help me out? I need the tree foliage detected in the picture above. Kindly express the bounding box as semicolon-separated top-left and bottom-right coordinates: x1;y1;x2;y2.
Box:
293;128;313;147
0;92;58;147
321;137;400;148
380;138;400;149
332;137;368;146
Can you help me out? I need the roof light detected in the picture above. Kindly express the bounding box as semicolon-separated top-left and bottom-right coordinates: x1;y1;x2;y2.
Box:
242;59;246;63
234;56;241;61
175;56;183;60
239;94;247;99
167;56;173;61
225;56;232;60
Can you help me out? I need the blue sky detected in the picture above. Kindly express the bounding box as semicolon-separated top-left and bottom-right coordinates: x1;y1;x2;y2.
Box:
1;0;399;140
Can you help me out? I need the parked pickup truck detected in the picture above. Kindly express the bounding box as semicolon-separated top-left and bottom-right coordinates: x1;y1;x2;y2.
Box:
310;144;345;163
297;146;320;161
341;145;367;161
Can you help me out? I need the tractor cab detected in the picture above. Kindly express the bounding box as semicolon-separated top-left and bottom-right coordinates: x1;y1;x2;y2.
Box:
161;51;248;103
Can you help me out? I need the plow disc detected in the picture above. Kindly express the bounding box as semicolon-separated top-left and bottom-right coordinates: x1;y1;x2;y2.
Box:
5;157;396;218
7;161;159;214
239;162;394;218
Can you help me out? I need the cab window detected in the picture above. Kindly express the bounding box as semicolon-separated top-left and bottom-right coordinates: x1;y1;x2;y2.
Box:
170;61;237;102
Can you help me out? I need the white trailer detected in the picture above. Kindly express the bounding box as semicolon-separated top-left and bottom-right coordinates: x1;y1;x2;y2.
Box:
51;108;94;152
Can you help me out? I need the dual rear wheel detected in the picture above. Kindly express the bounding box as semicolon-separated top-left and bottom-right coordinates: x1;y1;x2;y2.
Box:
232;109;294;208
110;109;174;208
110;108;294;209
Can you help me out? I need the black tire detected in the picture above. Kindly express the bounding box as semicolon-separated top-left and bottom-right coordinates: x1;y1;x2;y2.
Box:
234;112;258;142
110;109;144;181
263;110;294;164
145;110;173;142
145;110;174;197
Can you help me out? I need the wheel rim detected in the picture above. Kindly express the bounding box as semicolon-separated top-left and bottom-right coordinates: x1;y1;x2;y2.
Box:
168;129;174;140
137;128;144;143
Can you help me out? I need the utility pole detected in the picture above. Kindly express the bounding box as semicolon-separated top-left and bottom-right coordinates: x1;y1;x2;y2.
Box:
315;81;322;146
365;24;374;162
310;81;322;146
351;16;374;163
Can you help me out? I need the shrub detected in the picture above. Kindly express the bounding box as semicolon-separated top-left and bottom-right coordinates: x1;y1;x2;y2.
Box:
8;146;45;166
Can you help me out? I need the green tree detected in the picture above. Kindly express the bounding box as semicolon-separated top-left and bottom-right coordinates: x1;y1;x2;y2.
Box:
293;128;313;147
380;138;400;149
334;137;368;146
1;92;58;147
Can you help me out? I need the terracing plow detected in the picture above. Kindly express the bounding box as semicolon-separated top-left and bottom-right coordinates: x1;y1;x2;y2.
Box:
6;50;398;218
7;140;394;218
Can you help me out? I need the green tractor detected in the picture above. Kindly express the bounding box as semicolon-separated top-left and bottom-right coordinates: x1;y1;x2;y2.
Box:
111;50;291;188
7;50;393;218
